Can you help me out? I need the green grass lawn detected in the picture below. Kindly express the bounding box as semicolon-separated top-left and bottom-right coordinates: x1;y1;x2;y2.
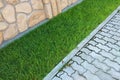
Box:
0;0;120;80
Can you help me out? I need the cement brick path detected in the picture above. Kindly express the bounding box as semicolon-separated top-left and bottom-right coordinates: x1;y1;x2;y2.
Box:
44;7;120;80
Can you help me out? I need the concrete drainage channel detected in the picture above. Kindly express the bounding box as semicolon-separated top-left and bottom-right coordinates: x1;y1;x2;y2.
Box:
44;6;120;80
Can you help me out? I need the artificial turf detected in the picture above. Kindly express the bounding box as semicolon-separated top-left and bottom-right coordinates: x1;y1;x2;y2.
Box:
0;0;120;80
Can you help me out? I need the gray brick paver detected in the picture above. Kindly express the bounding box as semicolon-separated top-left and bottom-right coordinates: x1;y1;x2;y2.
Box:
107;69;120;80
81;61;99;73
63;66;75;76
79;53;94;63
89;52;105;62
96;44;111;52
87;45;100;53
99;50;116;60
46;8;120;80
60;73;73;80
83;71;101;80
72;56;84;64
106;42;120;51
94;37;107;45
110;49;120;57
92;60;110;72
71;62;86;74
95;71;116;80
71;71;86;80
104;59;120;71
103;36;117;44
80;48;92;54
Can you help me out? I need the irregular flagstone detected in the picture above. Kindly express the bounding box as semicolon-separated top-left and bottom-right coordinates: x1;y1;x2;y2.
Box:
28;10;46;27
0;0;3;8
3;24;18;40
2;5;16;23
15;2;32;14
0;22;8;31
17;13;28;32
6;0;19;5
31;0;43;10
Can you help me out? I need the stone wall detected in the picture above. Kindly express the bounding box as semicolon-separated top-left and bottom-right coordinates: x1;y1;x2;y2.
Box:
0;0;78;45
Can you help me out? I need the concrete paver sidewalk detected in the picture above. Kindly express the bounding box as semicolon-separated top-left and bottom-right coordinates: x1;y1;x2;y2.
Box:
44;7;120;80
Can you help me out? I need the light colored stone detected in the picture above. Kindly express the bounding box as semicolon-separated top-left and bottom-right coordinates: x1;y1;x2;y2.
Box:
15;2;32;14
0;13;3;22
72;0;77;3
3;24;18;40
6;0;19;5
0;0;3;8
0;22;8;31
20;0;28;2
29;10;46;27
31;0;43;10
56;0;62;13
68;0;73;5
17;13;28;32
61;0;68;10
44;3;53;18
50;0;58;16
2;5;16;23
43;0;49;4
0;32;3;44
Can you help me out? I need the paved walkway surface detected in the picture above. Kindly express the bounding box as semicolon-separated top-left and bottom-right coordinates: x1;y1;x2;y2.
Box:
45;9;120;80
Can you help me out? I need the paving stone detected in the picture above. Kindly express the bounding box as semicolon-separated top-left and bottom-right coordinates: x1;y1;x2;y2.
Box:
95;34;104;38
60;73;73;80
106;23;114;27
89;52;105;62
110;49;120;57
101;28;109;32
116;41;120;46
83;71;101;80
109;21;120;26
57;71;64;77
106;42;120;51
88;40;97;46
63;66;75;76
103;36;117;43
109;31;120;37
104;59;120;71
87;45;100;53
52;76;61;80
79;53;94;63
114;57;120;64
92;60;110;72
72;56;84;64
107;69;120;79
96;44;111;52
71;71;86;80
99;50;116;60
95;71;115;80
94;37;107;45
81;48;92;54
105;26;117;32
99;32;112;37
112;35;120;41
82;61;98;73
71;62;86;74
